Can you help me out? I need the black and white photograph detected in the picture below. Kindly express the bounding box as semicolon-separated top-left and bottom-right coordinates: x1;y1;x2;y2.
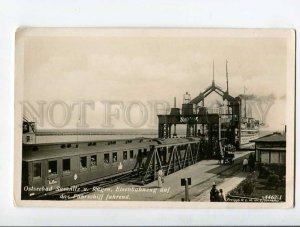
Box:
14;28;295;208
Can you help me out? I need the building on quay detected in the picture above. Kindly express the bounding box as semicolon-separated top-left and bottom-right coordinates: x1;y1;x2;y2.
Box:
250;132;286;165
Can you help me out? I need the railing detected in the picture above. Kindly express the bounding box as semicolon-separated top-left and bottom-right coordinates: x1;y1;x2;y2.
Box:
141;153;202;182
205;107;232;115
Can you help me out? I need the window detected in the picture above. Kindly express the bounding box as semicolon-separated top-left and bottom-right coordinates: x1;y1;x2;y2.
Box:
260;151;270;164
130;150;134;159
32;146;38;151
23;122;29;133
280;152;286;164
33;163;41;179
104;153;110;164
108;141;116;145
113;152;118;163
123;151;128;160
63;159;71;174
26;136;31;142
137;149;143;161
138;149;142;154
80;156;87;171
91;155;97;168
270;151;279;164
143;148;147;157
48;160;57;175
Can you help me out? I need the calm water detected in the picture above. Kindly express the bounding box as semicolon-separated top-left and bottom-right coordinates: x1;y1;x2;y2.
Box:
34;129;274;144
35;134;158;143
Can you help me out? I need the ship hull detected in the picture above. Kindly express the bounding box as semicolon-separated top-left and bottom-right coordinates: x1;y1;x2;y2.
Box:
240;130;260;145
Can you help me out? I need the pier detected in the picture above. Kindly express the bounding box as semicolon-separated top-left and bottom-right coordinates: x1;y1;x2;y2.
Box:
76;151;253;202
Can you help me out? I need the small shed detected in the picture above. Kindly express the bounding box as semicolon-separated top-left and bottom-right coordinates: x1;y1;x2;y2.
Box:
250;132;286;164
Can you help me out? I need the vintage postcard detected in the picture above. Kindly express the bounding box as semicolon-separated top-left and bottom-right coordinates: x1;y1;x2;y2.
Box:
14;28;295;208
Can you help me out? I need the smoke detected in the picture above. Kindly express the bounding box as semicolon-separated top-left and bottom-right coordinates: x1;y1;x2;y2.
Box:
238;94;257;100
238;93;276;102
257;94;277;102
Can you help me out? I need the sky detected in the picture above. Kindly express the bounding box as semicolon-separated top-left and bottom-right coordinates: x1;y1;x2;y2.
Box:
22;30;288;131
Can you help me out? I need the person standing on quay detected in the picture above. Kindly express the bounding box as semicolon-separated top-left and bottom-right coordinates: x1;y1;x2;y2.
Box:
210;182;219;202
157;168;164;188
248;153;255;172
219;189;225;202
242;158;248;172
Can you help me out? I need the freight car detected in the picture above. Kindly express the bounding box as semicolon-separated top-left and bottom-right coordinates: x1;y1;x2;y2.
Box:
21;137;202;199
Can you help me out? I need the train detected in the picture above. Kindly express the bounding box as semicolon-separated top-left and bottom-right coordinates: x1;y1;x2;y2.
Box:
21;136;203;199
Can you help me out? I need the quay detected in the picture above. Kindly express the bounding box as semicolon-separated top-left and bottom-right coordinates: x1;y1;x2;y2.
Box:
77;150;253;202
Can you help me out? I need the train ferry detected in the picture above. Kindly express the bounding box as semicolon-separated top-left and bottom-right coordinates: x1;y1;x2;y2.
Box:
240;117;260;145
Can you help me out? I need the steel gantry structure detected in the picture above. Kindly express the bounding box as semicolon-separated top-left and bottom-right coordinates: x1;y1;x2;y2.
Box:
157;64;242;152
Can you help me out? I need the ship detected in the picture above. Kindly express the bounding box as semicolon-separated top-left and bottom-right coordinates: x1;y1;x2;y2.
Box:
239;87;260;146
240;116;260;145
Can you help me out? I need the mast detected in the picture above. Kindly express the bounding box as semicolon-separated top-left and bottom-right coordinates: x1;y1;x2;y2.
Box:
174;97;176;108
244;86;247;118
212;60;215;85
173;97;177;137
226;60;229;93
226;60;229;115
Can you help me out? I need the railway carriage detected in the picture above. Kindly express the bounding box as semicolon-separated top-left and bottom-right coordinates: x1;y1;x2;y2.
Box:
22;137;203;199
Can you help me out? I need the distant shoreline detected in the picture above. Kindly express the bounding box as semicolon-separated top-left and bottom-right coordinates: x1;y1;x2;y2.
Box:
35;129;158;136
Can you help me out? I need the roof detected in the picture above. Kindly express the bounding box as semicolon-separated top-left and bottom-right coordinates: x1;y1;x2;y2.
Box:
22;137;201;161
257;147;286;151
153;137;201;145
250;133;286;143
23;140;157;161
